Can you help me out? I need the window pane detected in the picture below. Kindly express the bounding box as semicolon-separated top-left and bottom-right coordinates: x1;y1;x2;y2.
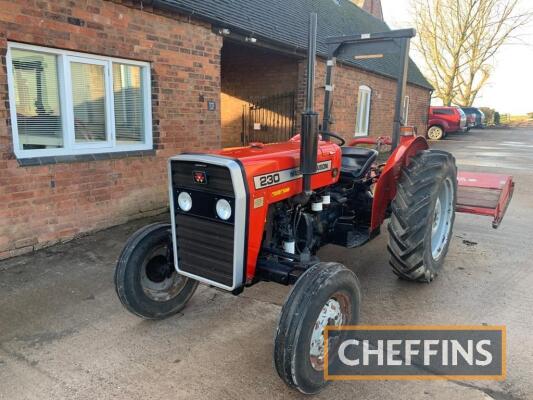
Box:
361;92;368;132
11;49;63;150
356;92;364;133
356;88;370;135
113;63;144;144
71;62;106;142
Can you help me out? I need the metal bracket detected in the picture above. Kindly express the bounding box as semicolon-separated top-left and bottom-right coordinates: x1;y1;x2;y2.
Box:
322;29;415;149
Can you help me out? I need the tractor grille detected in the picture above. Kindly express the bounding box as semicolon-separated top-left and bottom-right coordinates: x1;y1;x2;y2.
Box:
169;157;246;290
175;214;234;287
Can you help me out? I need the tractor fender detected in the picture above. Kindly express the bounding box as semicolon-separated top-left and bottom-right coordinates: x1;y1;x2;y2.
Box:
370;135;429;232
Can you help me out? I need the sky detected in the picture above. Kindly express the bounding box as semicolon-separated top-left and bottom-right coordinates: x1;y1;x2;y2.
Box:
381;0;533;114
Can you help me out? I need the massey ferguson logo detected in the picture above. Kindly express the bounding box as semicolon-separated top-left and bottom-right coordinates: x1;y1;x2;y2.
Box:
193;171;207;184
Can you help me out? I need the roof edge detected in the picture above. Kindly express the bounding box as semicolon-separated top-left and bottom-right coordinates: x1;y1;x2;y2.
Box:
144;0;433;90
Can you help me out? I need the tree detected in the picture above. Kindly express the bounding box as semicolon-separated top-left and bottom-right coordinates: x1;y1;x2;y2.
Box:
412;0;531;106
494;111;501;125
479;107;495;124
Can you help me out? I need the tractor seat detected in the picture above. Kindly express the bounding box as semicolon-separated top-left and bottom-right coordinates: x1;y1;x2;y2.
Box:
340;147;378;180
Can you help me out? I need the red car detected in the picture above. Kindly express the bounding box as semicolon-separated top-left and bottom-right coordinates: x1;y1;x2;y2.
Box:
427;106;467;140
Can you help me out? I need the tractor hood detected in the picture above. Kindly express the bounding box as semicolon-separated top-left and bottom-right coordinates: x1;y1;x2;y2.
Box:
213;140;342;192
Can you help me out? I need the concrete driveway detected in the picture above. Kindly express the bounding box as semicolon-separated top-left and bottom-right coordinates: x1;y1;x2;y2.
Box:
1;128;532;400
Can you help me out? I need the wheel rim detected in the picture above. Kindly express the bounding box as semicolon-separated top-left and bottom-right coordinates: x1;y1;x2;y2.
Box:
428;127;442;140
140;244;187;302
309;293;351;371
431;177;454;260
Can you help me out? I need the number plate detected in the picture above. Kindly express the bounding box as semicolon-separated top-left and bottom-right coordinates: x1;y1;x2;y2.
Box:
253;160;332;189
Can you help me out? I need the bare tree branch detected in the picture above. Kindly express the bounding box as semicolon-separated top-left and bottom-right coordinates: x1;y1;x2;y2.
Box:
411;0;531;106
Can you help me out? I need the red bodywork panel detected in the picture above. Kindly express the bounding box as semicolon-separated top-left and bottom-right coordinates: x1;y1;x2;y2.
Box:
212;135;429;281
369;135;429;232
348;136;392;146
215;140;342;282
202;135;513;282
456;171;515;228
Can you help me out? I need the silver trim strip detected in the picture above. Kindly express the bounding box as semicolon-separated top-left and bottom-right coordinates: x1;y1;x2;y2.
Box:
253;160;332;189
168;154;246;291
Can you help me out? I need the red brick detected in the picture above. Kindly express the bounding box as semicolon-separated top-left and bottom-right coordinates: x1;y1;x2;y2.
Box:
295;60;430;141
221;41;430;147
0;0;221;256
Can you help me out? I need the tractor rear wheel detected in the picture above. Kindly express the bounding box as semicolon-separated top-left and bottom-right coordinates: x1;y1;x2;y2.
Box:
114;223;198;319
387;150;457;282
274;262;361;394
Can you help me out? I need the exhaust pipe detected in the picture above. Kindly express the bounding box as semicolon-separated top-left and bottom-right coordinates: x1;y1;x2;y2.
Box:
300;13;319;199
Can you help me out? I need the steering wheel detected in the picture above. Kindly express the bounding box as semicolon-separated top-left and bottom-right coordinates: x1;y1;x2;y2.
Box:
320;131;346;146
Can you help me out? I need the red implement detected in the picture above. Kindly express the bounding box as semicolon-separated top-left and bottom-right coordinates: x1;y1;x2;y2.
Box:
456;171;515;229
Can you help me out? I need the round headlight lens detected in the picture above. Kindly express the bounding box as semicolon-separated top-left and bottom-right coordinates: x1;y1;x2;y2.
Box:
216;199;232;220
177;192;192;212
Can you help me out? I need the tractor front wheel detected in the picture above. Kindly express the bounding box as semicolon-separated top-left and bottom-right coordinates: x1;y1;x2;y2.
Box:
114;223;198;319
388;150;457;282
274;262;361;394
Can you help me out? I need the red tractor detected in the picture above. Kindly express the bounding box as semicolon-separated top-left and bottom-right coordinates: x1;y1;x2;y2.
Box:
114;15;514;394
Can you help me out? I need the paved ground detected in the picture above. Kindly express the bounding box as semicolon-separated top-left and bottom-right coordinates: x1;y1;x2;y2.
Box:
1;128;532;400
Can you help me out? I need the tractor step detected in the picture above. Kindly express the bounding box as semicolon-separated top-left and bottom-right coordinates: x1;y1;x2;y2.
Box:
331;222;370;248
456;171;515;229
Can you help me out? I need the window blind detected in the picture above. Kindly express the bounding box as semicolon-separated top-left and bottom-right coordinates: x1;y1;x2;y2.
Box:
113;63;144;144
11;49;63;150
71;62;107;143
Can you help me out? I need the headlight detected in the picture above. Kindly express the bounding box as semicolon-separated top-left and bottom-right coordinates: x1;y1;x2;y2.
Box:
216;199;232;220
177;192;192;212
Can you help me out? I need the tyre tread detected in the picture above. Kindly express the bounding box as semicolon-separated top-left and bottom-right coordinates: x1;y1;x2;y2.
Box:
387;150;457;282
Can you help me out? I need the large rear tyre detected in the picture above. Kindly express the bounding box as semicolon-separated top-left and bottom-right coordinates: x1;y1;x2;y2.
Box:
387;150;457;282
274;262;361;394
114;223;198;319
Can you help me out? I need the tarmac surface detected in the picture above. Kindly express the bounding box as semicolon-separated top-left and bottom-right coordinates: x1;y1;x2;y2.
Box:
1;128;532;399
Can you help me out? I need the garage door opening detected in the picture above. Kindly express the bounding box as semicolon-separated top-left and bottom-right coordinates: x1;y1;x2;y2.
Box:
221;40;300;147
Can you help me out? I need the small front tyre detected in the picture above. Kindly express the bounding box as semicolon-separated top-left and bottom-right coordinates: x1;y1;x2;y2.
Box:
114;223;198;319
274;262;361;394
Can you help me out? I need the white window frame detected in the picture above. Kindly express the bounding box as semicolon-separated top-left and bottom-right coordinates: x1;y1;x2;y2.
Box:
355;85;371;137
67;56;113;150
6;42;152;159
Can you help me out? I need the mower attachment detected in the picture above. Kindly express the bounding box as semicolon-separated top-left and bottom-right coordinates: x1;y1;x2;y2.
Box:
456;172;515;229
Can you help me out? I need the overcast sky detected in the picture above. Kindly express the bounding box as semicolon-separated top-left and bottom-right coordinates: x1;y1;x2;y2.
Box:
381;0;533;114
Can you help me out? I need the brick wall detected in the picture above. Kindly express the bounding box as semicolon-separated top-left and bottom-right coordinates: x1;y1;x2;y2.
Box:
221;41;299;147
351;0;384;20
0;0;431;259
0;0;222;259
296;59;431;140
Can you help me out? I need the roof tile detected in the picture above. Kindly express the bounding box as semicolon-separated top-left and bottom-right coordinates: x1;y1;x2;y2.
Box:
157;0;432;89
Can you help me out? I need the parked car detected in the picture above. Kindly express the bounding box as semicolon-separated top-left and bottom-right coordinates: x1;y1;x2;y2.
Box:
427;106;467;140
466;113;476;131
461;107;486;128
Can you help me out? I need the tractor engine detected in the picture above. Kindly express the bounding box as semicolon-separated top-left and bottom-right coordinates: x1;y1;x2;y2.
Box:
266;182;374;259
